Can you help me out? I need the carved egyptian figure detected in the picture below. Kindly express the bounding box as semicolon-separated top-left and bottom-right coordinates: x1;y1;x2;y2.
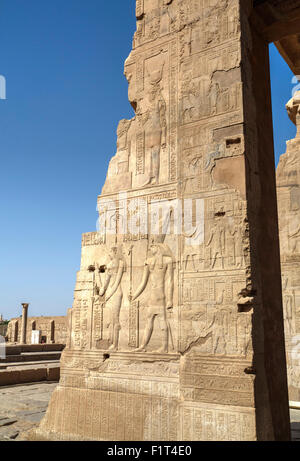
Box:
117;119;131;152
230;220;244;268
282;275;289;291
141;86;167;186
284;294;294;335
139;61;166;186
96;246;124;351
237;315;251;356
212;310;228;355
289;223;300;253
131;241;174;353
206;219;226;269
181;73;198;122
209;81;220;115
284;150;299;171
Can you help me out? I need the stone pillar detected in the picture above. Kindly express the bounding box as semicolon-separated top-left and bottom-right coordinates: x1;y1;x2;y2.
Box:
50;320;55;344
14;321;19;343
33;0;293;441
20;303;29;344
277;91;300;403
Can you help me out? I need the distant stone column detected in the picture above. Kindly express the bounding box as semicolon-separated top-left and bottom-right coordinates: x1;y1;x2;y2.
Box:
50;320;55;343
20;303;29;344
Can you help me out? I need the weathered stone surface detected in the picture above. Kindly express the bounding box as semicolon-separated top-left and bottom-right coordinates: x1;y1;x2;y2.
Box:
20;304;29;345
277;91;300;403
291;409;300;442
0;364;60;387
0;323;8;338
0;382;57;441
33;0;294;441
0;344;62;387
6;316;68;345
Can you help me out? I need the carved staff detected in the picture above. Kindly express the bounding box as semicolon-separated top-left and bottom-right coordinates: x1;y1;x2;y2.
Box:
129;245;134;300
88;264;96;349
167;316;174;351
128;245;139;348
95;263;106;343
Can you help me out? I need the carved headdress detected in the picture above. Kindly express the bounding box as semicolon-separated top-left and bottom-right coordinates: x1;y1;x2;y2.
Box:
148;213;174;266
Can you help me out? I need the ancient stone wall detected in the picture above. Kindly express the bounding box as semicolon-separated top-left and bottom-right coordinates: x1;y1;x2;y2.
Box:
0;324;8;338
33;0;291;441
6;316;68;345
277;91;300;402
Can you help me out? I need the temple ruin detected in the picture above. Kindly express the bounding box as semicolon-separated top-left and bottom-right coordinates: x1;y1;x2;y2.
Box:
30;0;300;441
278;90;300;403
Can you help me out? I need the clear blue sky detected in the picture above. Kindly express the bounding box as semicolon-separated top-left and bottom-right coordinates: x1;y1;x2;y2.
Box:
0;1;297;320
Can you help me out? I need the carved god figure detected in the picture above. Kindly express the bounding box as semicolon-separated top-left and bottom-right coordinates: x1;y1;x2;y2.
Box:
283;294;294;336
229;220;244;268
289;223;300;253
131;241;174;353
96;246;124;351
141;86;167;186
206;218;226;269
140;62;167;186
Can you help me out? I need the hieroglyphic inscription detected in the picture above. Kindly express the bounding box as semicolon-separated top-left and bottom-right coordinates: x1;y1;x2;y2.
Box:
35;0;290;442
181;404;256;441
169;39;178;181
73;298;89;349
136;0;144;19
136;132;145;175
93;300;104;344
129;301;140;348
82;232;105;247
136;59;144;94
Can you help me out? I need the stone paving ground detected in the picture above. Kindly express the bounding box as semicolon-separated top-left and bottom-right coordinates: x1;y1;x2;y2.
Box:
0;381;299;441
0;382;57;441
291;409;300;441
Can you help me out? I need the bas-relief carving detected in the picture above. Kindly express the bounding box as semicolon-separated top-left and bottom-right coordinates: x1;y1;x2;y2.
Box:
103;2;242;196
133;0;240;51
103;50;171;193
181;403;255;441
137;60;167;185
74;186;249;358
277;91;300;401
181;193;247;274
34;0;268;442
71;233;177;355
179;63;242;125
94;247;124;351
131;238;174;353
180;276;252;357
